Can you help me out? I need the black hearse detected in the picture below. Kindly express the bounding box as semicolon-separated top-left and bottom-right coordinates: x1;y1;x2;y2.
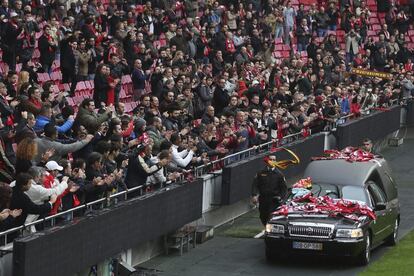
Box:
265;158;400;265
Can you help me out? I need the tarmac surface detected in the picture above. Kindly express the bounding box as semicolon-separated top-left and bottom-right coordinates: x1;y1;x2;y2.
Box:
141;127;414;276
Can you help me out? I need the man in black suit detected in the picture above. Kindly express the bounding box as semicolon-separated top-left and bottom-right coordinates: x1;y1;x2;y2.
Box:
60;36;78;96
252;155;288;225
38;25;58;73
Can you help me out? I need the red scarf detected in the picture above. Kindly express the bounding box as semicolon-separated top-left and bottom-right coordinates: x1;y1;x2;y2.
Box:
30;98;42;109
201;36;210;56
44;33;55;52
107;45;118;60
246;49;253;59
225;38;236;53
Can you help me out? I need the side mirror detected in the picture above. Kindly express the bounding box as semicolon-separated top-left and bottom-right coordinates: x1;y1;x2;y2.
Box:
375;202;386;211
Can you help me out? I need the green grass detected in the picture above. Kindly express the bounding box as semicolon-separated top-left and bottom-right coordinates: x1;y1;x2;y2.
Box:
216;209;263;238
360;231;414;276
219;225;263;238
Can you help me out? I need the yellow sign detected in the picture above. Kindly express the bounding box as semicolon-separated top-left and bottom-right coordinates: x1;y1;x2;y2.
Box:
350;68;393;79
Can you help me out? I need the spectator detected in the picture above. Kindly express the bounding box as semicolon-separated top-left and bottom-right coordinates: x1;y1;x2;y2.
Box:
213;78;230;115
345;29;361;65
43;161;72;215
327;2;340;31
75;98;111;134
34;103;75;134
34;123;93;163
93;64;110;107
15;137;44;175
315;7;330;37
60;37;78;96
146;150;181;188
195;76;214;117
297;18;311;52
85;152;115;202
2;12;21;71
132;59;147;101
9;173;57;227
201;105;215;125
77;40;91;82
283;1;296;44
125;144;165;193
170;133;195;168
22;166;67;231
0;183;22;231
15;112;36;143
38;25;58;73
373;46;387;71
146;116;165;155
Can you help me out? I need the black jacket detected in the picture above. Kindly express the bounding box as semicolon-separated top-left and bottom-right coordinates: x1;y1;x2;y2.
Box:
60;41;76;73
125;153;161;189
15;121;37;144
252;167;287;198
0;96;13;120
85;166;110;203
93;73;110;106
38;34;57;65
213;87;230;115
9;187;52;227
296;24;311;45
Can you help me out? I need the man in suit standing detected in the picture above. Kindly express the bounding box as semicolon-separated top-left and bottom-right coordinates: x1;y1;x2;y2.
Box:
252;155;288;225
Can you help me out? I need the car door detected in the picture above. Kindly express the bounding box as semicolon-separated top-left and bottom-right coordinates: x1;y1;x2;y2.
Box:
367;182;391;245
381;170;400;224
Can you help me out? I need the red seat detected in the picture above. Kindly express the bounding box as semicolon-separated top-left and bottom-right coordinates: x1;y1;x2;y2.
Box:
274;38;283;45
75;81;87;92
275;44;283;51
367;30;376;36
122;75;132;84
282;45;291;51
281;51;290;58
372;24;381;31
370;18;379;24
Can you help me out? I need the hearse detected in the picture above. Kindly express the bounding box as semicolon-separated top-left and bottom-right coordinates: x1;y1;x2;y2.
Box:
265;158;400;265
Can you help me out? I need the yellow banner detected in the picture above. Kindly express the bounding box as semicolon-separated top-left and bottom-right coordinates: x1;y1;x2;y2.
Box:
350;68;393;79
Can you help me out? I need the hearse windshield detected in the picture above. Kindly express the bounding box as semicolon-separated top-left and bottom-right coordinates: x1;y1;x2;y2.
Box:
293;183;370;206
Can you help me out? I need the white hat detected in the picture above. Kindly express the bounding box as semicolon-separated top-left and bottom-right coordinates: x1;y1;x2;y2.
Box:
45;161;63;171
10;12;18;17
252;80;260;86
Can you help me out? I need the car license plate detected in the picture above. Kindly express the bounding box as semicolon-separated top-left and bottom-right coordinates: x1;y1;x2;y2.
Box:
292;241;323;251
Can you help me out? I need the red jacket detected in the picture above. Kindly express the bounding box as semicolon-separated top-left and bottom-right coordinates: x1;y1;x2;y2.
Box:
43;173;68;215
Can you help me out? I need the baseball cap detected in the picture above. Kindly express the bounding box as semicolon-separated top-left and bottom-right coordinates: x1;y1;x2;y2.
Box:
45;161;63;171
10;12;18;18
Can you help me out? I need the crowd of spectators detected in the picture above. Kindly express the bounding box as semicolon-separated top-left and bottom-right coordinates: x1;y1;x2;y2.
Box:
0;0;413;233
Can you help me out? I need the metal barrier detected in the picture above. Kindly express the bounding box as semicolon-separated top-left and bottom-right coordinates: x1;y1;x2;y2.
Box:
329;97;406;131
0;184;145;246
193;131;306;177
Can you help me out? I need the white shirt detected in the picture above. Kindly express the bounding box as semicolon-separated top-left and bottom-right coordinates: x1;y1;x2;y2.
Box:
10;179;68;232
171;144;194;168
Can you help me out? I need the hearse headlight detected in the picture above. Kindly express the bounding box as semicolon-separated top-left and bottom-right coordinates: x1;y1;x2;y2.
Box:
336;228;364;238
266;224;285;234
